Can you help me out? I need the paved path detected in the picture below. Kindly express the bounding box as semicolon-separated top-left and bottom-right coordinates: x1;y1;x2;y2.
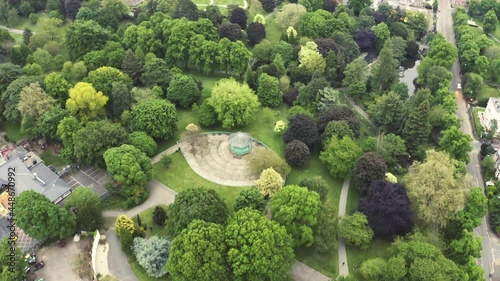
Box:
0;24;26;34
151;144;180;165
106;228;139;281
292;261;330;281
344;94;378;131
338;177;351;277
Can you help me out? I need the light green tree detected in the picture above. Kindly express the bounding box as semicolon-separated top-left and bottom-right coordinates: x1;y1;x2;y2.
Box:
320;135;363;178
66;82;108;123
104;144;153;187
299;41;326;73
338;212;374;250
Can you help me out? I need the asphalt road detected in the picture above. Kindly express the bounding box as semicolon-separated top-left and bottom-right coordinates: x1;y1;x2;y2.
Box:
436;0;498;279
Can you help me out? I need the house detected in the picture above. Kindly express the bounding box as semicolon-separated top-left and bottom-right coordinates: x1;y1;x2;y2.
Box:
0;146;73;252
480;98;500;136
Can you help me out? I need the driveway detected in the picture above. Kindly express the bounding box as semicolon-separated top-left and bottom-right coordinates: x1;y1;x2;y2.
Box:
65;166;111;197
107;228;139;281
33;240;83;281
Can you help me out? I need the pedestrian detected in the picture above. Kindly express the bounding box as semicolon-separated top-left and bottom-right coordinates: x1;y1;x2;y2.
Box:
342;262;345;266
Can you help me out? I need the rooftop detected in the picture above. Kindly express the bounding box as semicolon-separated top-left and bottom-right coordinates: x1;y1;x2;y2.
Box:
491;97;500;113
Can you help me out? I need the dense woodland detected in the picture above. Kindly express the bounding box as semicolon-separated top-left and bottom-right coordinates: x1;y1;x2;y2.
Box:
0;0;499;280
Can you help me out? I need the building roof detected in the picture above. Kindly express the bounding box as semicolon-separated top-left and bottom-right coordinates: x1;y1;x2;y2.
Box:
228;132;252;148
0;147;71;202
490;98;500;113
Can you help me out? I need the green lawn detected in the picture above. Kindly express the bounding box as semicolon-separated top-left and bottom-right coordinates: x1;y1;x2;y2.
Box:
265;17;283;44
40;149;68;169
472;107;486;138
193;0;211;5
346;238;392;280
213;0;242;5
0;14;56;34
135;205;170;237
472;17;500;43
129;256;170;281
296;247;338;278
345;179;360;215
0;121;25;142
478;84;500;107
9;32;23;44
153;152;246;211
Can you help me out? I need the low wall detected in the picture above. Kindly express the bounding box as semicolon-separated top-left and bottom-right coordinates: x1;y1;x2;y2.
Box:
91;230;101;281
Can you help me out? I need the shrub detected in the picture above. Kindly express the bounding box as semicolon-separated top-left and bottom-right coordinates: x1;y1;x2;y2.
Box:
283;114;319;147
159;155;172;168
246;147;291;177
300;177;328;203
283;87;299;106
193;102;217;127
284;140;310;167
153;206;167;226
338;212;374;250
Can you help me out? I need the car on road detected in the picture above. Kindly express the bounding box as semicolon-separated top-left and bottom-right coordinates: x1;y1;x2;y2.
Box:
457;83;461;90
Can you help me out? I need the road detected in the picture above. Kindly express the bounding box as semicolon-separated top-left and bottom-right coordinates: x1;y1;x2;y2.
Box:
437;0;500;279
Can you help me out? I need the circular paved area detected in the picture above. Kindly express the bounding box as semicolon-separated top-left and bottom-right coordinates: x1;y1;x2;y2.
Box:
178;134;265;187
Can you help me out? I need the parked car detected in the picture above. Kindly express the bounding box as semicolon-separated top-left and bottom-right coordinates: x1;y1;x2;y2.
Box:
457;83;462;90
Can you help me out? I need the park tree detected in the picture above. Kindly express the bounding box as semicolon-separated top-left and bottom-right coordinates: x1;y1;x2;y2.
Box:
247;22;266;45
167;74;201;108
284;140;311;167
0;237;28;281
447;230;482;265
44;72;71;103
370;44;399;93
174;0;199;21
270;185;321;247
405;150;466;230
166;188;229;237
255;167;285;198
230;7;247;29
131;99;178;139
64;187;103;231
349;0;371;14
225;208;295;280
104;144;153;187
86;66;131;96
354;152;388;194
376;133;408;168
342;57;368;97
115;214;136;253
426;34;457;69
56;116;82;159
300;177;328;203
167;220;230;281
36;105;69;139
2;75;43;122
16;191;76;241
66;82;108;123
141;58;173;92
153;206;167;226
320;136;363;179
23;63;43;76
129;131;157;157
358;180;413;239
439;126;473;164
315;204;338;254
299;41;326;73
0;63;23;94
403;100;431;156
257;73;282;107
218;23;242;42
353;28;376;52
260;0;276;12
133;236;171;278
359;258;387;281
463;72;483;99
17;83;56;131
283;114;319;147
368;92;404;133
102;0;129;20
246;148;291;178
235;188;266;212
484;10;498;35
122;49;143;85
65;20;109;61
275;3;307;28
205;5;223;26
72;120;129;166
456;188;488;231
371;22;390;50
338;212;374;250
109;81;133;119
207;78;260;129
321;120;354;145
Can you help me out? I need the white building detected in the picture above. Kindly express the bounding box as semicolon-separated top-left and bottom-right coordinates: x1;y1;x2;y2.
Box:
480;97;500;135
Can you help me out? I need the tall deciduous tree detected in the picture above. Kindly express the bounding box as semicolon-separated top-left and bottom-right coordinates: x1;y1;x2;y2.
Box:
235;188;266;212
246;147;291;178
230;7;247;29
44;72;71;103
371;22;390;50
270;185;321;247
207;78;260;129
167;220;230;281
484;10;498;35
456;187;487;231
218;23;242;42
368;92;404;133
338;212;374;250
299;41;326;73
0;237;27;281
131;99;178;139
256;73;282;107
66;82;108;123
370;44;399;93
247;22;266;45
354;152;388;194
225;208;295;280
129;131;157;157
255;167;285;198
349;0;371;14
102;0;129;20
64;187;103;231
167;74;201;108
358;180;413;239
376;133;408;168
320;135;363;179
36;105;69;139
16;191;76;241
173;0;199;21
438;126;472;164
166;188;229;237
405;150;466;230
284;140;311;167
275;3;307;28
342;57;368;97
17;82;56;130
447;230;482;265
65;20;109;61
86;66;131;96
315;204;338;254
104;144;153;187
283;114;319;147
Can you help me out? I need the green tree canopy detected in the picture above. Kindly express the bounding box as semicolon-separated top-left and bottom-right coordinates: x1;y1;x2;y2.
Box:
133;236;172;278
129;131;158;157
0;237;27;281
438;126;472;164
167;74;201;108
131;99;178;139
65;20;109;61
338;212;374;250
104;144;153;187
64;187;103;231
234;187;266;212
320;135;363;179
66;82;108;123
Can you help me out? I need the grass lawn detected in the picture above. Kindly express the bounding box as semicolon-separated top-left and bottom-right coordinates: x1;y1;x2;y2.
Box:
0;14;56;34
153;152;246;210
0;121;25;142
265;17;283;44
193;0;211;4
296;247;338;278
135;205;170;237
346;238;392;280
213;0;243;5
472;107;486;137
9;32;23;44
129;255;170;281
345;179;361;214
40;150;68;169
472;17;500;43
478;84;500;107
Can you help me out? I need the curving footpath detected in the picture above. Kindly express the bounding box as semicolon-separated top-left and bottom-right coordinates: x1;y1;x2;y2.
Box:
338;177;351;277
0;24;26;34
